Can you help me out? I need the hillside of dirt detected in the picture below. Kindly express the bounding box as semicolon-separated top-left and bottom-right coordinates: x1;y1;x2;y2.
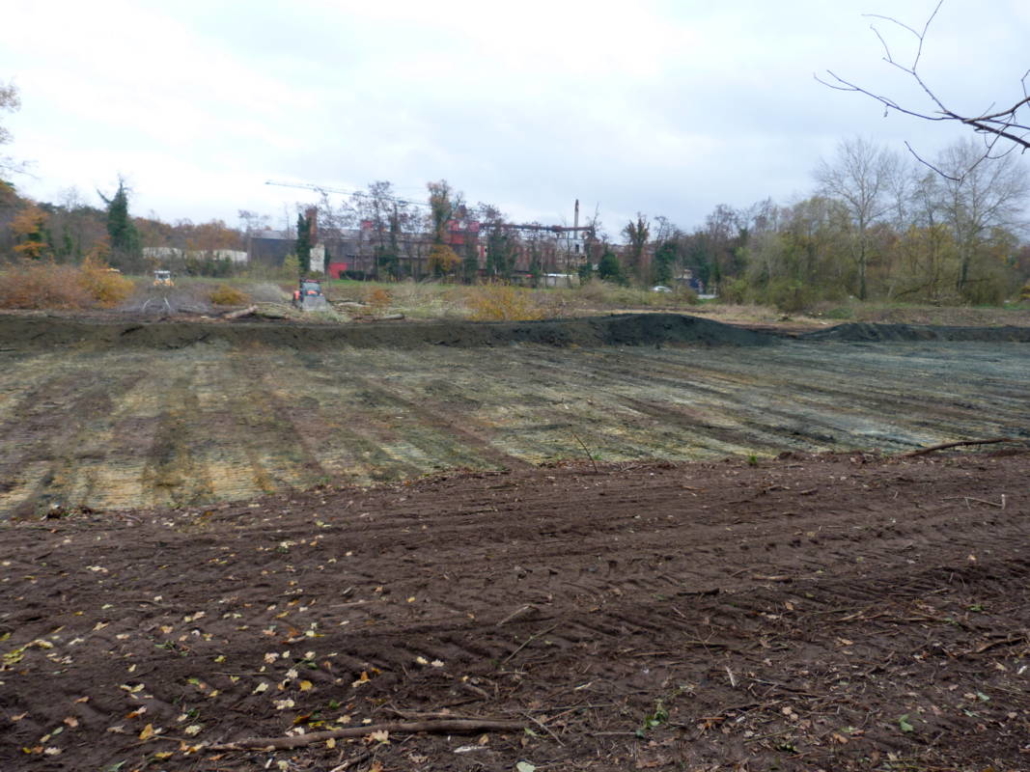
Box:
2;452;1028;772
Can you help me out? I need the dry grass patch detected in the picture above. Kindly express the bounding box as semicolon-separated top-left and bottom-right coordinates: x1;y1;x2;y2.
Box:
209;284;251;306
465;283;546;321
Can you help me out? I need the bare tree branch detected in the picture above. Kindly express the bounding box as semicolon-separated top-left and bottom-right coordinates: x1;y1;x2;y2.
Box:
818;0;1030;175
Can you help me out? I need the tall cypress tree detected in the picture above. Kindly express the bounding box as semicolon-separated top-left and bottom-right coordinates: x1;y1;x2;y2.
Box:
296;213;312;275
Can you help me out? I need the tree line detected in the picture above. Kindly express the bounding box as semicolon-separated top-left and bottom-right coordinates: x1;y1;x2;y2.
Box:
621;137;1029;308
2;132;1028;306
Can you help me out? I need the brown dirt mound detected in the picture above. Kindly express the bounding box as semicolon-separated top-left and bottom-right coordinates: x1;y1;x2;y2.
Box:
1;452;1028;771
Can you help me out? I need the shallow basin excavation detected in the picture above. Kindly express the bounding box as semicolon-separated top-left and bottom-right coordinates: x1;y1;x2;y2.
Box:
0;313;1026;516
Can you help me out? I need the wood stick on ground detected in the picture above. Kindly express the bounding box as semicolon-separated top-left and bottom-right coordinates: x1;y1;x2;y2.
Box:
943;496;1005;509
497;603;536;627
222;305;258;320
329;749;371;772
209;718;525;751
502;623;560;665
522;711;565;746
901;437;1024;458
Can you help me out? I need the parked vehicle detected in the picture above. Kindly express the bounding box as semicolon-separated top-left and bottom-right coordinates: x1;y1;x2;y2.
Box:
292;279;327;311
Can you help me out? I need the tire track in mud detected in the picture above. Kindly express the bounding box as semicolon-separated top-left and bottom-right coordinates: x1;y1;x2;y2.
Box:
0;358;148;514
1;337;1028;515
343;370;535;472
2;455;1028;770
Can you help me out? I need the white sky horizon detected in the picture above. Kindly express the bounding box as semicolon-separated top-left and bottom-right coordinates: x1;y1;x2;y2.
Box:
2;0;1028;237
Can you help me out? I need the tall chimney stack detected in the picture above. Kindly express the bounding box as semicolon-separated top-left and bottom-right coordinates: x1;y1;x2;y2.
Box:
574;199;580;230
305;206;319;245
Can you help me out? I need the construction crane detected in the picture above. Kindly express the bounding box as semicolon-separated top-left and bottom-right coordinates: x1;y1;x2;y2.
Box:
265;180;428;208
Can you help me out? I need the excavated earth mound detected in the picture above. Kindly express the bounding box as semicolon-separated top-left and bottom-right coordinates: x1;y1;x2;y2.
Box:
2;312;1027;351
0;313;775;351
801;322;1030;343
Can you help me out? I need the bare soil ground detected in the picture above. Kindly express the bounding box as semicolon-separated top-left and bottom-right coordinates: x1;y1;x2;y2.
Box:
2;452;1028;772
0;312;1028;771
0;314;1027;516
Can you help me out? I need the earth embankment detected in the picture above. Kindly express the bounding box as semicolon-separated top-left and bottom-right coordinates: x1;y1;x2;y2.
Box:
0;313;775;351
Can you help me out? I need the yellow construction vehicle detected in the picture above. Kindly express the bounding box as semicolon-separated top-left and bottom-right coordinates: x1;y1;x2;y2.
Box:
153;270;174;287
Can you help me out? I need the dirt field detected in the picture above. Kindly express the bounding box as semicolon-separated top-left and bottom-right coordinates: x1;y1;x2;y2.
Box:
0;312;1028;771
2;453;1028;772
0;314;1027;517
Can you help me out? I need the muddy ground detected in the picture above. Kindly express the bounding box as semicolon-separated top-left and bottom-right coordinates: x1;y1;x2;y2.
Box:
0;314;1027;516
0;312;1028;771
1;452;1028;772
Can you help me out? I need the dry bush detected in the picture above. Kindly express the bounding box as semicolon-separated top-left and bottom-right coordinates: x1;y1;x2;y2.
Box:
209;284;251;306
0;260;92;309
79;256;135;307
364;287;392;317
465;283;547;321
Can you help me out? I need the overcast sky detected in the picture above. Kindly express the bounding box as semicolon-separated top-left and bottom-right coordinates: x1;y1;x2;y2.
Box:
2;0;1028;236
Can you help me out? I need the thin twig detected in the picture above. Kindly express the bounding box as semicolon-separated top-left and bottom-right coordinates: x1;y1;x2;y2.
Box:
209;718;524;751
942;496;1005;509
497;604;536;627
571;431;599;474
522;712;565;746
901;437;1024;457
502;623;560;665
329;749;372;772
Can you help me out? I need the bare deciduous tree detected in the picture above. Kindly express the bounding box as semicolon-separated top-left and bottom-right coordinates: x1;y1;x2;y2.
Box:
815;137;898;300
1;80;25;182
934;138;1030;294
819;1;1030;173
622;213;650;283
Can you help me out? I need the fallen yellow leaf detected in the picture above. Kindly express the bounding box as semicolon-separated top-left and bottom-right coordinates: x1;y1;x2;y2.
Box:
139;723;155;741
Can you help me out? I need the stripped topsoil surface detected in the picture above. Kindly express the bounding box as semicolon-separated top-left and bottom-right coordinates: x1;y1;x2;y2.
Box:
2;451;1029;772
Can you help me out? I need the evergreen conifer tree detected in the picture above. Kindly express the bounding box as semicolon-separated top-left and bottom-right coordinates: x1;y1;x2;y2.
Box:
295;213;312;275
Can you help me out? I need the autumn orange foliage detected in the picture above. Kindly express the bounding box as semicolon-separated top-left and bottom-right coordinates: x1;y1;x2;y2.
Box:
10;204;50;260
364;287;392;317
0;257;135;309
78;255;135;307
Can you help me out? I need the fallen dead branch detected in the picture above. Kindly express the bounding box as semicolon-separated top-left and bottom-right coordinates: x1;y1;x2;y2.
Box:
209;718;524;751
968;634;1029;656
901;437;1026;458
221;304;258;320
